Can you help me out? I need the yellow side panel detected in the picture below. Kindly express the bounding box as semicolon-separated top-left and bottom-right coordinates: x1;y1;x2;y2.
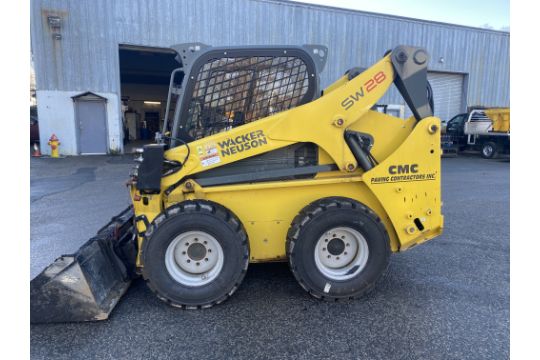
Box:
129;190;163;267
183;178;400;261
349;110;416;161
363;117;444;250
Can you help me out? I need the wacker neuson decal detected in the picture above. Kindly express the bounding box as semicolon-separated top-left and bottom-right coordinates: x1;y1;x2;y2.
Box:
218;130;268;157
197;130;268;167
370;164;436;184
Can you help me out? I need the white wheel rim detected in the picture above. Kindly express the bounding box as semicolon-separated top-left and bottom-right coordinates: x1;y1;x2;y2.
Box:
483;145;493;157
314;227;369;281
165;231;224;287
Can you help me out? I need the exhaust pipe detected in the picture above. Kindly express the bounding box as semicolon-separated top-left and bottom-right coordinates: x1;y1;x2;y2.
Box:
31;207;137;323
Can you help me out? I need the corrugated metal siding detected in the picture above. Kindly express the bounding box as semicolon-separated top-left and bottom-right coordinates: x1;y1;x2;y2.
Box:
30;0;509;107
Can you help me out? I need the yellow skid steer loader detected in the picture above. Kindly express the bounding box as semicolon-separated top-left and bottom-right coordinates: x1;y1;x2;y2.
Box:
31;44;443;323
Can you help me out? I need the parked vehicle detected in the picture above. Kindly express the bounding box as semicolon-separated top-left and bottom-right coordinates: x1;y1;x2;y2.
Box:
442;108;510;158
440;118;450;134
30;106;39;143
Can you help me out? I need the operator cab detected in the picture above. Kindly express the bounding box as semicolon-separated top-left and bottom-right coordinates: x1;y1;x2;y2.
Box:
159;43;328;148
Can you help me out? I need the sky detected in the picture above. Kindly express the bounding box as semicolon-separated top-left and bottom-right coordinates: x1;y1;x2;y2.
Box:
296;0;509;30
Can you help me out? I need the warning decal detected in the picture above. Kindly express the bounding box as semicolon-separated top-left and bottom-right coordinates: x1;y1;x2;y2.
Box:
197;142;221;167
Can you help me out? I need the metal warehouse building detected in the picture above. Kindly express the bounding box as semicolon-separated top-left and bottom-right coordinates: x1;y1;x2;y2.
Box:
30;0;510;155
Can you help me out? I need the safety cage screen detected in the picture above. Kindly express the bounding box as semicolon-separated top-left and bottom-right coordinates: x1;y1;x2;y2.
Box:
181;54;313;141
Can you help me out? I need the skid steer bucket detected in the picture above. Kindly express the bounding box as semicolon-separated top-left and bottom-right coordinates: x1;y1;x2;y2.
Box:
30;206;137;323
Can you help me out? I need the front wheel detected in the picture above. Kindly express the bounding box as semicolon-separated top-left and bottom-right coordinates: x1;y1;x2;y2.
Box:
286;197;390;300
141;200;249;309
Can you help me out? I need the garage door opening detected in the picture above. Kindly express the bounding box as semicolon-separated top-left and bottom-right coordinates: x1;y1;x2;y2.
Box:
119;45;182;152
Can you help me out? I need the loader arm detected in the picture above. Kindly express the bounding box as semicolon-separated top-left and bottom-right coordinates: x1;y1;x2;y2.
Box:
161;46;431;179
162;53;393;177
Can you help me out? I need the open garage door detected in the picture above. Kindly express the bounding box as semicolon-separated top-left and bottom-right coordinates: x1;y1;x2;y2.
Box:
119;45;182;152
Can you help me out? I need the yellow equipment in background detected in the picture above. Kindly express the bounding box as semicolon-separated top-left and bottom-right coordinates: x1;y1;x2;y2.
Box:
485;108;510;133
31;44;444;322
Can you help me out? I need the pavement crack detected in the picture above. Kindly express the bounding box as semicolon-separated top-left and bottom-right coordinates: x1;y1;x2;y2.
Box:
31;167;97;203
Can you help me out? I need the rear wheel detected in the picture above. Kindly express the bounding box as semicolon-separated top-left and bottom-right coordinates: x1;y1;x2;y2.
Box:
481;141;499;159
141;200;249;308
287;197;390;300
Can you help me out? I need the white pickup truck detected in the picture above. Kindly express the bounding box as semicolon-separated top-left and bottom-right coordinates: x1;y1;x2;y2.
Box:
442;108;510;158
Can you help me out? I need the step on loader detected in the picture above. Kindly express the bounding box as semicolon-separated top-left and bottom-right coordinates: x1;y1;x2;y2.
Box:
31;44;444;323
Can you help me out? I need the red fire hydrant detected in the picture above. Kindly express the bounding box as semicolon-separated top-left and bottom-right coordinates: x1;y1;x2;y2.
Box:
48;134;61;158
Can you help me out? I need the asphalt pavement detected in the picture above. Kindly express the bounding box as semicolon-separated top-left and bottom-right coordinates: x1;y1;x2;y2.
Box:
30;154;509;360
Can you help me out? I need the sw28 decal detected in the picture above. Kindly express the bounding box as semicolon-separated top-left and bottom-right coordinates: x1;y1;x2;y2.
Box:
341;71;387;111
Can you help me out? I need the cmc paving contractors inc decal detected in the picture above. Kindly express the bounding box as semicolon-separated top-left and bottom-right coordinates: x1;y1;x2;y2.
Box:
198;130;268;167
370;164;436;184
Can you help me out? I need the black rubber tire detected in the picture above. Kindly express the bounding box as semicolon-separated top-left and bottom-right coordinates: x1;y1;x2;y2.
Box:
286;197;390;301
481;141;499;159
141;200;249;309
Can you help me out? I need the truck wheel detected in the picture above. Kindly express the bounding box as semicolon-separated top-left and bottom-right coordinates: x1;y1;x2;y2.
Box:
481;142;499;159
286;197;390;300
141;200;249;309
